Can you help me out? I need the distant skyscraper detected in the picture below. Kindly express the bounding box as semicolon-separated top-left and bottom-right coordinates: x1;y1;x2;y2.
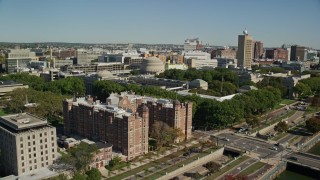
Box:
236;30;253;69
253;41;264;59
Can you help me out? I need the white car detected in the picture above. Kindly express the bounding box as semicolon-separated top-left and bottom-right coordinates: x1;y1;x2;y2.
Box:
270;146;278;151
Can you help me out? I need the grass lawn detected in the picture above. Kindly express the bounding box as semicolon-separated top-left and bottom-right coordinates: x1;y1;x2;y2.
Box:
239;162;266;176
280;99;296;105
108;145;200;180
307;141;320;156
305;106;318;115
0;109;7;116
142;147;218;180
271;133;288;141
204;156;250;180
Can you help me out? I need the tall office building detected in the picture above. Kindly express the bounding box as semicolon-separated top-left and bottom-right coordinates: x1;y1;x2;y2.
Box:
236;30;253;69
253;41;264;59
290;45;307;61
0;113;57;176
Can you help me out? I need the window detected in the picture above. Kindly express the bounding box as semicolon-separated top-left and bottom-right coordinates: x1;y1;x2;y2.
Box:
40;133;42;137
34;159;37;163
32;135;35;139
45;138;47;143
40;139;42;143
22;162;24;166
21;156;24;160
33;141;35;145
52;154;55;158
33;147;36;151
44;132;47;136
46;156;48;160
20;144;23;148
29;154;31;158
20;137;23;142
21;150;24;154
28;136;30;140
28;142;31;146
51;131;54;135
34;153;36;157
28;148;31;152
42;163;44;167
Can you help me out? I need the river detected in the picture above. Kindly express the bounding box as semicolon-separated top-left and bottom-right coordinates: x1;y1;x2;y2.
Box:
276;170;315;180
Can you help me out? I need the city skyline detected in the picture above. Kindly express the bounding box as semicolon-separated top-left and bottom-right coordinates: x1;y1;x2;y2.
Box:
0;0;320;48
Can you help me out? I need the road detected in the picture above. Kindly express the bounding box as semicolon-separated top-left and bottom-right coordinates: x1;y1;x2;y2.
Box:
285;152;320;169
216;133;283;158
219;158;257;180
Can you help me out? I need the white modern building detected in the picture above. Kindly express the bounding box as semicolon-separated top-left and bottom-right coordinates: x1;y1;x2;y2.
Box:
75;49;104;64
184;51;217;69
5;49;38;73
184;38;202;51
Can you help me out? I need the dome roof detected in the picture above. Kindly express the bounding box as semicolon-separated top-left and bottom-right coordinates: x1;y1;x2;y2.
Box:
141;56;165;74
97;70;114;79
189;79;208;86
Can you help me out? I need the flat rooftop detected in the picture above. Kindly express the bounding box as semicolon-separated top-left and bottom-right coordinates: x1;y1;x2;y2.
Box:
0;80;24;87
0;113;48;131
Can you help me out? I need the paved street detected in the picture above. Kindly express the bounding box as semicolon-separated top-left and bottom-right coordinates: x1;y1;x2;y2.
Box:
285;152;320;169
216;133;283;158
219;158;257;180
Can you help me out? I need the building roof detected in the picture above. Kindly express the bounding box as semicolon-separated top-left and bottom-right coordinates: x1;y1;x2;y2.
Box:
189;79;208;86
0;113;47;131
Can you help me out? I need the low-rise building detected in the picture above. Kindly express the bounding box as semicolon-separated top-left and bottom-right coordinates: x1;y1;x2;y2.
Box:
0;81;29;98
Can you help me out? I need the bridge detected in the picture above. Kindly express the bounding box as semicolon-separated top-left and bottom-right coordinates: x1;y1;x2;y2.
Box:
285;152;320;170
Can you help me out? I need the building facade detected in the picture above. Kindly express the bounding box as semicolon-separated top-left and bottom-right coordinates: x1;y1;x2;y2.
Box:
5;49;38;73
0;113;57;176
184;38;203;51
290;45;306;61
107;92;193;141
63;96;149;161
253;41;264;59
237;31;253;69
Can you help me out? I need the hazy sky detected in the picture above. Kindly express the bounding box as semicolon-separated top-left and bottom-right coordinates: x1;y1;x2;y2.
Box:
0;0;319;48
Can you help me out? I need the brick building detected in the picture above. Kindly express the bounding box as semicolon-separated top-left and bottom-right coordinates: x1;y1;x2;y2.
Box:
107;92;193;141
63;96;149;161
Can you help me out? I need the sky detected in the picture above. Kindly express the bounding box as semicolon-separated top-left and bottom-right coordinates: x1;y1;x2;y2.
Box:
0;0;319;48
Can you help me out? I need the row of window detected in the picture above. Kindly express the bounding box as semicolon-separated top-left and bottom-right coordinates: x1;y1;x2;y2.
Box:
21;161;49;173
20;131;55;141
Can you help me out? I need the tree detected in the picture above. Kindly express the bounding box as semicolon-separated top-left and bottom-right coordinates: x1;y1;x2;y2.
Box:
246;115;260;128
130;69;141;75
306;117;320;133
93;80;125;101
86;168;102;180
150;121;180;149
60;142;98;173
204;161;221;173
71;172;87;180
274;121;289;133
294;82;312;99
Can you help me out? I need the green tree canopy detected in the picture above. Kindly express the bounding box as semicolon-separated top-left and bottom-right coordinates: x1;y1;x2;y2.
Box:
306;117;320;133
85;168;102;180
60;142;98;173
